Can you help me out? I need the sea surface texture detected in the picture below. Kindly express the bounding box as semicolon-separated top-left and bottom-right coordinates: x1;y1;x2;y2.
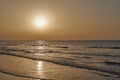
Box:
0;40;120;80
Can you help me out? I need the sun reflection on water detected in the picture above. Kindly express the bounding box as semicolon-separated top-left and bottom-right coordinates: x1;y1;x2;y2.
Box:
36;41;46;77
38;40;46;50
35;40;46;55
38;40;45;46
37;46;44;49
37;61;44;76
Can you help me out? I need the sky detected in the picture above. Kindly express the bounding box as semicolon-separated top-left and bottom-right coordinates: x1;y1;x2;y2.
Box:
0;0;120;40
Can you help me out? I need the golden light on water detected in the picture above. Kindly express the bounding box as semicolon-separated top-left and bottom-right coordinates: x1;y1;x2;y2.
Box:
37;41;44;76
37;61;43;74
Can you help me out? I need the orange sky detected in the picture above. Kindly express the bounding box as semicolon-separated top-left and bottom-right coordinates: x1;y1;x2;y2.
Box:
0;0;120;40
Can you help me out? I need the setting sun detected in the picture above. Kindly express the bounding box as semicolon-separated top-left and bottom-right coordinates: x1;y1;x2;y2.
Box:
34;18;47;28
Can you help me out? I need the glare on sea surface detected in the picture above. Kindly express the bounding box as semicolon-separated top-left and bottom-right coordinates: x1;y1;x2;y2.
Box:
35;41;45;56
37;61;44;76
37;61;43;73
37;40;45;50
36;41;45;76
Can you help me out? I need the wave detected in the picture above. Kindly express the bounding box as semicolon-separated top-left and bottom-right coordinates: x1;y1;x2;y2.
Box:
0;70;54;80
88;47;120;49
92;72;119;78
0;53;120;77
52;46;68;49
104;61;120;66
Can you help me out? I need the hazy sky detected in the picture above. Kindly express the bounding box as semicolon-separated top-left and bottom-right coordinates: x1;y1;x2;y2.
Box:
0;0;120;40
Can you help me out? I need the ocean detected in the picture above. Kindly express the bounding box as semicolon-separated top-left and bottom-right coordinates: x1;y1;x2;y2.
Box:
0;40;120;80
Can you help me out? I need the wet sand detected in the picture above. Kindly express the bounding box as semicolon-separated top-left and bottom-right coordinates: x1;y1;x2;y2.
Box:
0;54;119;80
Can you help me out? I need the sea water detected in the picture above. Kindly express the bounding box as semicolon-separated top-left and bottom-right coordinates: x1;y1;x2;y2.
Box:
0;40;120;79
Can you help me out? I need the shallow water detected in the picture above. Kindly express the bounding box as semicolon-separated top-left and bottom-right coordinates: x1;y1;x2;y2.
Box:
0;40;120;79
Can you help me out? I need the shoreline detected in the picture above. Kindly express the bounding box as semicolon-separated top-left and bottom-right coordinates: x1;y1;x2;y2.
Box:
0;54;119;80
0;52;120;77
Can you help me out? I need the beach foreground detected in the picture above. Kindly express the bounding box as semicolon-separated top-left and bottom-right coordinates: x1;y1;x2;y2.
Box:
0;54;119;80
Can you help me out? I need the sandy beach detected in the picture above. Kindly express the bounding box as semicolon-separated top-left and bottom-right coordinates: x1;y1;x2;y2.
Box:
0;54;119;80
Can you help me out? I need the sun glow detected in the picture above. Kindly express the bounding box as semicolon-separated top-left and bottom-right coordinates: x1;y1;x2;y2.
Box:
34;18;47;28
